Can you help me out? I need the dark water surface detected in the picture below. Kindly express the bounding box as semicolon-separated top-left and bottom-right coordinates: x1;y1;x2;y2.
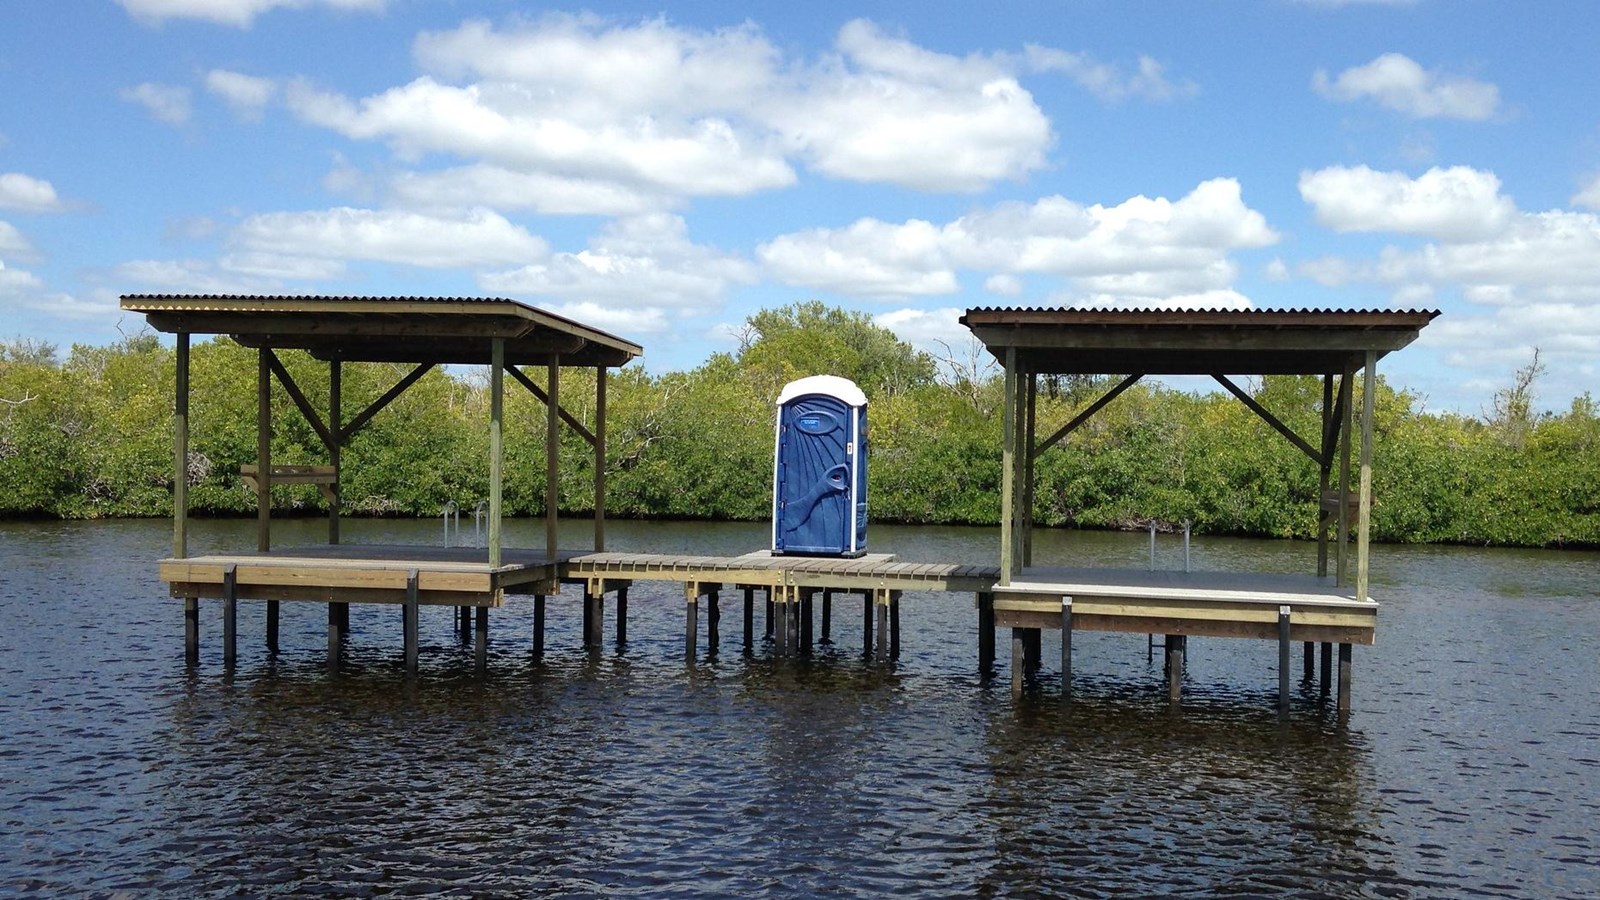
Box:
2;518;1597;897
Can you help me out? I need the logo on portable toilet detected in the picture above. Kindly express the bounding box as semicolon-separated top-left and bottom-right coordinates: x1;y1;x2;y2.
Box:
772;375;868;557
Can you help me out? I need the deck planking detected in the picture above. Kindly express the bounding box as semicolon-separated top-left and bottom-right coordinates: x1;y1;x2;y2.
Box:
992;566;1377;644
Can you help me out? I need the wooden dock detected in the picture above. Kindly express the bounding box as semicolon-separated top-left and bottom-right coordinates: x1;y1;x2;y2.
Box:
989;567;1376;712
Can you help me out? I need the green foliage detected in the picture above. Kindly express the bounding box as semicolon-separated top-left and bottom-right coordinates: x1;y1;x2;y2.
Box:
0;308;1596;549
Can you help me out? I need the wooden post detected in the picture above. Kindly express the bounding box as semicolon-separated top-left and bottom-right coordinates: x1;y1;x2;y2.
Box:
999;347;1017;585
475;606;488;674
1336;368;1354;586
1024;629;1041;677
173;332;189;559
546;358;560;562
1278;606;1292;720
685;585;699;662
1357;350;1376;603
1320;642;1333;699
774;589;788;656
532;594;545;658
1337;643;1353;714
798;588;810;654
327;601;341;675
585;590;602;649
743;587;755;650
820;589;833;644
223;565;238;670
184;597;199;668
1303;641;1315;682
764;592;774;641
1166;635;1184;704
594;367;606;552
889;591;900;659
977;592;995;674
1023;373;1037;567
875;592;889;661
708;589;721;652
265;599;278;655
1060;597;1072;701
329;360;341;545
256;349;271;553
489;339;504;570
1317;373;1333;576
616;586;629;646
1010;628;1025;696
862;591;873;654
404;570;419;676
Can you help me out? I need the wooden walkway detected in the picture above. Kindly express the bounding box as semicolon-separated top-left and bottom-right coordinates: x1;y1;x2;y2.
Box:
158;546;1370;715
990;567;1376;713
565;550;999;593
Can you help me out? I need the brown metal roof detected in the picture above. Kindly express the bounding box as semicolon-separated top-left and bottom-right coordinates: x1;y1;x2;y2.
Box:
959;306;1439;375
122;294;642;368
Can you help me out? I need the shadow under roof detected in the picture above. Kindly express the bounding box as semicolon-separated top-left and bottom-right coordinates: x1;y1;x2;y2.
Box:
959;307;1439;375
122;294;643;368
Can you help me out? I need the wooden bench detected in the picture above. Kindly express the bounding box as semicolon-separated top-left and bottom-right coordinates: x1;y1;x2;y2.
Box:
240;464;337;502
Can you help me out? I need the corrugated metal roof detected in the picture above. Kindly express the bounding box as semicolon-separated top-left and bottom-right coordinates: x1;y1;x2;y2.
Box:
120;293;642;367
959;306;1439;375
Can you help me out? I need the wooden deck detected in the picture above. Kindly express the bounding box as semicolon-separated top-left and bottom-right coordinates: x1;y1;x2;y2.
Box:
161;544;577;607
992;566;1377;644
564;550;1000;594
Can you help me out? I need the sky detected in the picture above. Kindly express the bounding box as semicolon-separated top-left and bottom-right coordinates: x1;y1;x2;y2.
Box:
1;0;1598;414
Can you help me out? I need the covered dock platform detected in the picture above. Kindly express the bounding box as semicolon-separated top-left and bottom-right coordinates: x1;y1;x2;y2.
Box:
960;306;1437;715
125;293;640;672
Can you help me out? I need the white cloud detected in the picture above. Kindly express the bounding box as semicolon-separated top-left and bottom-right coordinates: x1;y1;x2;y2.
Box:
984;273;1024;295
0;173;67;213
113;258;280;294
0;221;37;260
761;178;1276;305
479;213;755;312
288;16;1079;203
286;75;796;199
121;82;192;125
205;69;277;119
767;20;1051;191
1264;258;1290;281
1024;47;1198;103
117;0;385;28
874;306;970;353
1572;173;1600;211
758;218;958;298
414;15;777;120
218;252;347;280
1299;165;1516;240
1313;53;1500;120
546;301;668;336
235;206;548;268
390;165;666;216
1299;166;1600;403
0;260;45;295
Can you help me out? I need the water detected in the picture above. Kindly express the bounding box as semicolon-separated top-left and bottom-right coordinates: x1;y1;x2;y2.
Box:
1;518;1597;897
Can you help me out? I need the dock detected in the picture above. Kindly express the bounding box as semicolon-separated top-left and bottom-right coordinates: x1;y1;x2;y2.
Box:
125;295;1437;718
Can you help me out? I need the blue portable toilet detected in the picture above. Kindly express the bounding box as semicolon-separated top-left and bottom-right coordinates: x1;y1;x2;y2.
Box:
771;375;868;557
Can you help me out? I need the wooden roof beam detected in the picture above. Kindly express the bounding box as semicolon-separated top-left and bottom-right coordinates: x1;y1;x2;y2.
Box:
1212;374;1324;467
507;363;597;447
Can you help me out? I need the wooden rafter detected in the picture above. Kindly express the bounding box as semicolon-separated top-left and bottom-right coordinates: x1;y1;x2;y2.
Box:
1212;374;1324;467
341;363;435;442
1032;374;1143;458
506;364;596;446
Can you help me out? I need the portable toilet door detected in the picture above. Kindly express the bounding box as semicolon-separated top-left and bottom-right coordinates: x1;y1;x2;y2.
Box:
771;375;868;557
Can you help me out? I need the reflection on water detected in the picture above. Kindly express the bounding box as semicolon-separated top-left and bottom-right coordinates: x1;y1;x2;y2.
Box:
0;518;1597;897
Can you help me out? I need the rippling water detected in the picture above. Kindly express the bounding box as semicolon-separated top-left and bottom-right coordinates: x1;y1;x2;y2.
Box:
1;518;1597;897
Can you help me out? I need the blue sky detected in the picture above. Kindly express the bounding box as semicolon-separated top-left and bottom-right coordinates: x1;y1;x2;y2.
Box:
2;1;1598;412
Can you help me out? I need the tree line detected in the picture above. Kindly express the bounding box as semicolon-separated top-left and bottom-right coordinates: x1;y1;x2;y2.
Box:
2;302;1596;548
